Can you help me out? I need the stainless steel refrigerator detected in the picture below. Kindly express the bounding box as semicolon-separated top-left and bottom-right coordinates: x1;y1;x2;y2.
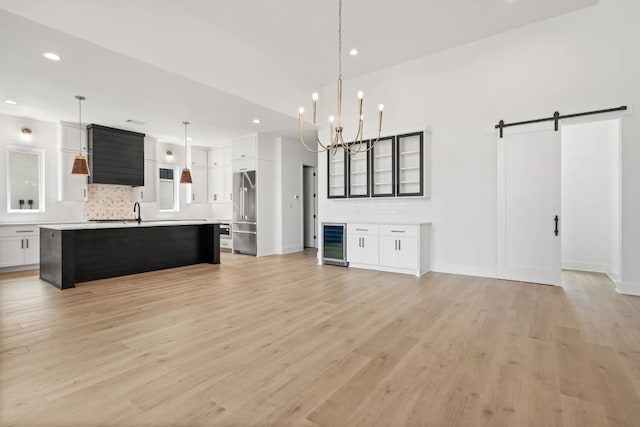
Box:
232;170;257;255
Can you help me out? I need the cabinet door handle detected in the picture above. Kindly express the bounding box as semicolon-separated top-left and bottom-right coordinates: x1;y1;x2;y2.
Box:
192;193;195;201
26;239;29;249
554;215;559;236
362;237;365;248
141;191;144;200
83;189;86;198
21;239;24;249
394;239;397;250
355;228;368;231
16;230;33;233
398;239;401;251
391;230;405;233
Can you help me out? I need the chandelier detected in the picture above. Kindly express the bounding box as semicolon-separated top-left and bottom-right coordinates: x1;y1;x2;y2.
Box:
298;0;384;155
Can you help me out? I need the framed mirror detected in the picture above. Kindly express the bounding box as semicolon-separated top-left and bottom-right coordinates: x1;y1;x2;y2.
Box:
7;147;45;213
158;166;179;212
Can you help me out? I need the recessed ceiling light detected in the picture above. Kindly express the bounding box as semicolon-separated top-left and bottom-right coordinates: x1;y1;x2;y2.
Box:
252;119;261;124
4;99;17;105
187;137;192;141
349;48;358;56
42;52;61;61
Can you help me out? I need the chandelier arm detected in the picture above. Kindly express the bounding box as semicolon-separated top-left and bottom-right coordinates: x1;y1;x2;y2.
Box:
343;120;367;155
299;124;329;153
313;122;331;152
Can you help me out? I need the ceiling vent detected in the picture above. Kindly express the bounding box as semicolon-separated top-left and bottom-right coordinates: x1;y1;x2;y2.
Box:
125;119;146;125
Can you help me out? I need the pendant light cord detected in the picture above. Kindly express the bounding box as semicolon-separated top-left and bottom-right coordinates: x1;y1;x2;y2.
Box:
338;0;342;80
183;121;189;169
78;97;82;155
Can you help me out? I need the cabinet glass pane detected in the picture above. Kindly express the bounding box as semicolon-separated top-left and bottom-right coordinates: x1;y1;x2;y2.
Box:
348;141;370;197
371;136;394;197
397;132;423;196
327;150;346;198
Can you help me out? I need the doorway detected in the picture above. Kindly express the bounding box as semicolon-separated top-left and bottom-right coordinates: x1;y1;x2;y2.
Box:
497;118;622;286
303;165;317;248
561;119;620;281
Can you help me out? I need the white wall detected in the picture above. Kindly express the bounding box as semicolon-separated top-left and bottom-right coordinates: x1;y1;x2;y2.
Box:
318;0;640;294
277;137;318;254
561;120;620;280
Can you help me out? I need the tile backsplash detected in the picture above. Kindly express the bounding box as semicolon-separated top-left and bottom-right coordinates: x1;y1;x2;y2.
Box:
84;184;134;220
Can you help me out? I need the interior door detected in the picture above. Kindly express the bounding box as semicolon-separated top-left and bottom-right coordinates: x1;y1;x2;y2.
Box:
497;124;561;286
303;166;317;248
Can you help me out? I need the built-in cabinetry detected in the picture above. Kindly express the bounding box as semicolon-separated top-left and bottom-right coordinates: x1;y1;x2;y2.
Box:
371;136;395;197
189;147;209;204
58;122;88;201
327;150;347;199
133;136;157;202
0;225;40;268
327;130;428;199
346;224;379;265
233;136;256;160
348;141;370;198
208;147;233;203
345;222;430;276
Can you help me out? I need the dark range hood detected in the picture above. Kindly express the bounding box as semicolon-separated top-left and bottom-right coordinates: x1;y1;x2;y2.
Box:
87;124;145;187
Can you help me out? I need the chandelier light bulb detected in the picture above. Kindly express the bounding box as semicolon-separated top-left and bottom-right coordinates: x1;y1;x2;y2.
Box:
312;92;319;101
357;91;364;99
299;107;305;115
378;104;384;111
329;115;335;123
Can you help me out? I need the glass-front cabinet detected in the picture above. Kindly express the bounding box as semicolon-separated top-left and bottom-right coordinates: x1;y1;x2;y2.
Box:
370;136;395;197
396;132;424;197
347;140;370;198
327;149;347;199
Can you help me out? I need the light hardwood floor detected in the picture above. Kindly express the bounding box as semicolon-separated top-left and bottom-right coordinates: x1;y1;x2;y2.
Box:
1;250;640;426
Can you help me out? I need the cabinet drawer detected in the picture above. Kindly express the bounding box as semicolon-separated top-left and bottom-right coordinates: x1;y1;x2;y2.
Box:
347;224;379;236
233;158;256;172
379;225;417;237
0;225;40;238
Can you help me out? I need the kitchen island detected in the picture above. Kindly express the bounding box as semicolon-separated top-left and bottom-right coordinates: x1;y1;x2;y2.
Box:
39;220;221;289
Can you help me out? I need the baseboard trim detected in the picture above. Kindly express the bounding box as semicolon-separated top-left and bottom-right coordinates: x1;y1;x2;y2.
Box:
280;246;304;255
430;263;498;280
561;261;608;273
616;281;640;296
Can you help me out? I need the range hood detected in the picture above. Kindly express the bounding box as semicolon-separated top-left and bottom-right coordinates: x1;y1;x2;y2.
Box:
87;124;145;187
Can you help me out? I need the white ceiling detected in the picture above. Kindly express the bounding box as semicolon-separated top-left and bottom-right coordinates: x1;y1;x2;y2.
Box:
0;0;599;146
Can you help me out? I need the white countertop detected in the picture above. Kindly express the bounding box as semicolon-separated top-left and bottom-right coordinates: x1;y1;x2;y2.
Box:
323;221;431;226
39;219;226;231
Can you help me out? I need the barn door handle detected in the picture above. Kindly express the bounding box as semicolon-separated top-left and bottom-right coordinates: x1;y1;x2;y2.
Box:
554;215;559;236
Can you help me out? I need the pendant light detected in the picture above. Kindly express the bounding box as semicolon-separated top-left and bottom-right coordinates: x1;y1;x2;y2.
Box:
180;121;192;184
71;95;90;176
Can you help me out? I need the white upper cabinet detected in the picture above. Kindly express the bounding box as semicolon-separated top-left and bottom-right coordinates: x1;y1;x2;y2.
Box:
233;136;256;160
208;146;233;167
59;151;88;202
132;160;157;203
60;122;87;153
190;167;208;203
191;147;208;168
144;137;157;161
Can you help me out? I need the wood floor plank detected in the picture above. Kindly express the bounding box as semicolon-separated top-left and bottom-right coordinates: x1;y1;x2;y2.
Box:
1;250;639;426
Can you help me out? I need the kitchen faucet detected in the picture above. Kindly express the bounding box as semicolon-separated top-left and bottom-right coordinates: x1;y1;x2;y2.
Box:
133;202;142;224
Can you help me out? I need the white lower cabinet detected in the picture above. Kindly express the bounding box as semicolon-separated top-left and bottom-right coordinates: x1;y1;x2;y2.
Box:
0;226;40;268
347;223;430;276
347;224;379;265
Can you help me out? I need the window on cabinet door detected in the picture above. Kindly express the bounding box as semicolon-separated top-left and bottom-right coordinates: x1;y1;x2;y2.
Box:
370;136;395;197
327;149;347;199
347;140;370;198
396;132;423;197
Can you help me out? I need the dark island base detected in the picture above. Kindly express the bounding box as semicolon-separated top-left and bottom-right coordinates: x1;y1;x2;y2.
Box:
40;224;220;289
